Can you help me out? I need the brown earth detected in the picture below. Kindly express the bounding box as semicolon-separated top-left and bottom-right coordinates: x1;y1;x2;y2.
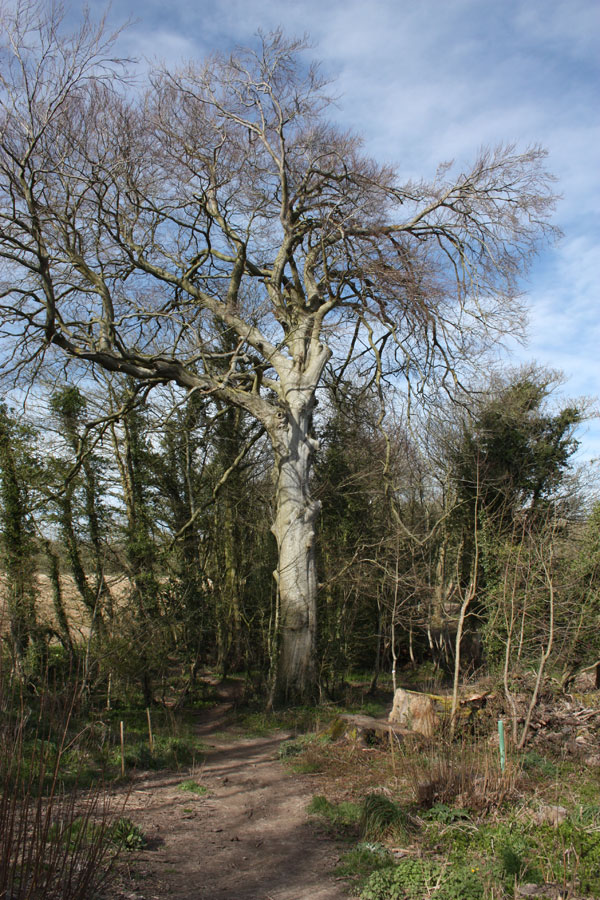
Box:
108;686;349;900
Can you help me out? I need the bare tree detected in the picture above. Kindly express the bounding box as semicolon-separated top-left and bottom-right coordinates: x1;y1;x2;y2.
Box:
0;3;558;701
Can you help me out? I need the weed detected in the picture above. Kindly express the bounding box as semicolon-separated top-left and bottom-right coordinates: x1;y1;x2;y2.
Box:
421;802;471;824
109;818;146;851
178;779;208;796
281;735;331;773
497;841;531;883
360;858;487;900
360;858;442;900
335;844;392;879
436;864;485;900
278;736;314;759
521;750;558;777
48;815;105;850
572;803;600;826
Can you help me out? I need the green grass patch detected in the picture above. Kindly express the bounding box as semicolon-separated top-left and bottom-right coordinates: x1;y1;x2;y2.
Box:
521;749;559;778
418;816;600;896
308;795;362;831
178;779;208;796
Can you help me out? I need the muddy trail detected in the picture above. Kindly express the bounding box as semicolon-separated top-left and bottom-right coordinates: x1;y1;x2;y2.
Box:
111;685;348;900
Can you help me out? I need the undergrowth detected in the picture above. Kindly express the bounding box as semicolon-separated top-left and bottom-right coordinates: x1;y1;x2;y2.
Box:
293;680;600;900
0;659;210;898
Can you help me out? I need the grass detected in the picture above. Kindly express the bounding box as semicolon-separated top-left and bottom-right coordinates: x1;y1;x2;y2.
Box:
3;697;208;790
237;706;323;736
360;793;411;841
307;795;362;831
178;778;208;796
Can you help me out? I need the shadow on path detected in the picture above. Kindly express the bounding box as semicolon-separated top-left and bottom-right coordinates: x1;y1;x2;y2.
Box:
118;684;348;900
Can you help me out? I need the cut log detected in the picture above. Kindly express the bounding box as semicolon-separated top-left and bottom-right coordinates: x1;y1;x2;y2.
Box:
388;689;438;737
328;714;410;745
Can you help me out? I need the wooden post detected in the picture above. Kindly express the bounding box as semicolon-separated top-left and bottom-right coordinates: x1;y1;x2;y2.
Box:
120;721;125;777
146;707;154;755
498;719;506;774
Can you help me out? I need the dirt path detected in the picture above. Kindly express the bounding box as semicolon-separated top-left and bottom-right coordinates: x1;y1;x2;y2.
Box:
112;689;348;900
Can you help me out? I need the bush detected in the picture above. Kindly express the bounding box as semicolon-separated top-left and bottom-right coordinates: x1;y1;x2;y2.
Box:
0;678;121;899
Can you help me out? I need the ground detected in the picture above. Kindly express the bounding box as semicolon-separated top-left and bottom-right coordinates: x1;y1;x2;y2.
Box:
110;685;348;900
97;675;600;900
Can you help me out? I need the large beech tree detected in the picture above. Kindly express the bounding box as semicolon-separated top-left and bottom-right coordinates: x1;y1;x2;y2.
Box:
0;4;557;701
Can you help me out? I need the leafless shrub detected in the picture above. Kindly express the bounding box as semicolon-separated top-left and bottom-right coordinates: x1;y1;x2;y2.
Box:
405;731;523;813
0;667;121;899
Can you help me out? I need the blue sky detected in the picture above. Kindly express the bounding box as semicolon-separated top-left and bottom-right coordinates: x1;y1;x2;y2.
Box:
88;0;599;465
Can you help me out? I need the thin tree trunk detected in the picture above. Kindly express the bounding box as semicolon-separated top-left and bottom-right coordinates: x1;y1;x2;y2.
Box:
82;456;114;619
59;489;104;637
45;541;74;656
450;468;480;736
516;553;555;750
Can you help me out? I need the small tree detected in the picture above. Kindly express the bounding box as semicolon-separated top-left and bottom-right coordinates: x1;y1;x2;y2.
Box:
485;510;599;747
0;406;40;668
450;370;581;534
0;5;558;701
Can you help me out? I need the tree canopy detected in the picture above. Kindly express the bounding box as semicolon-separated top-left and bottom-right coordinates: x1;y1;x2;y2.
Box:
0;3;560;701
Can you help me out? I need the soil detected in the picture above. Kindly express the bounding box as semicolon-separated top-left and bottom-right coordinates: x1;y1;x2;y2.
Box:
109;684;349;900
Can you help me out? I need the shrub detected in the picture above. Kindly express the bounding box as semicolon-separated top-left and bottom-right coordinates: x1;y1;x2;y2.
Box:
0;681;121;899
109;817;147;851
421;802;471;825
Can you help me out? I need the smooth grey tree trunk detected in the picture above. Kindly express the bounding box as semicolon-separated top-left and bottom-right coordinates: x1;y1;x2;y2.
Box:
268;351;328;704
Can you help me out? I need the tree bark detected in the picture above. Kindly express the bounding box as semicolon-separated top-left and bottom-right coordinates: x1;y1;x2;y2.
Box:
269;385;321;705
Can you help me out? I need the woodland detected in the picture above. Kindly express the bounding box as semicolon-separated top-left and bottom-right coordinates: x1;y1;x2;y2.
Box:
0;4;599;899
